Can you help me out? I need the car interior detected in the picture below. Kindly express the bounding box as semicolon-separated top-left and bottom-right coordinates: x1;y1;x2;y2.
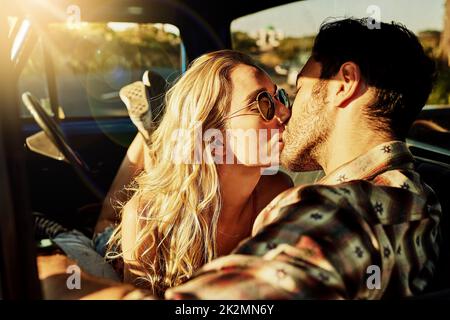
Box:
0;0;449;299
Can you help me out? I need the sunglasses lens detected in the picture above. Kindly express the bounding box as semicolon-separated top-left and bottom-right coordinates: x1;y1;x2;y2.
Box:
258;92;275;120
278;89;290;108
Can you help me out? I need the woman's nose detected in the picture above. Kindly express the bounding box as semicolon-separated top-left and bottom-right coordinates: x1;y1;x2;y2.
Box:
274;100;291;126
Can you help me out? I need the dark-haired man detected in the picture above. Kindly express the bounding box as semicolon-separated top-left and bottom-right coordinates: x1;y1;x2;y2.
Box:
165;18;442;299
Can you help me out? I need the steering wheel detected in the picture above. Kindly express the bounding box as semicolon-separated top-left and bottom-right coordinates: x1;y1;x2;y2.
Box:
22;92;105;200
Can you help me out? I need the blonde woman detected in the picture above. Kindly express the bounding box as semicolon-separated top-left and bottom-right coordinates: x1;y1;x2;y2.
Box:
107;50;293;296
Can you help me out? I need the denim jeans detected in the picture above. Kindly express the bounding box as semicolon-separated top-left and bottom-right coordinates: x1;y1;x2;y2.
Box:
52;226;120;282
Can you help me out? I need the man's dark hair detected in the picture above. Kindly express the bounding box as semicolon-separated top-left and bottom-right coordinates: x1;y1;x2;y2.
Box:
312;17;436;138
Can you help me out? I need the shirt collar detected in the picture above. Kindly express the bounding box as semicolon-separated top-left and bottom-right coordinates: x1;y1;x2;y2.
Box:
318;140;415;185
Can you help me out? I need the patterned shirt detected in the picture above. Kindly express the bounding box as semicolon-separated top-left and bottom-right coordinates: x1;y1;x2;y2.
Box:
165;141;442;299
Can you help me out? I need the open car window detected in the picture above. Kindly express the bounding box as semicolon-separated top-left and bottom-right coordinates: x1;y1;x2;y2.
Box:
231;0;450;177
18;22;184;119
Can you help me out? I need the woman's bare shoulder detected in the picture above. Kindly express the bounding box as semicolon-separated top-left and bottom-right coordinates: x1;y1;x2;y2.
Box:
122;195;140;219
121;196;141;259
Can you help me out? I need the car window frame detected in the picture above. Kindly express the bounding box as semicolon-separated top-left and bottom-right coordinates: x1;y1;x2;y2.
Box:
0;10;42;300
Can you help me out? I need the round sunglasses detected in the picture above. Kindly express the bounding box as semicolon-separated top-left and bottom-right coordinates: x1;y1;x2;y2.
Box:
226;88;291;121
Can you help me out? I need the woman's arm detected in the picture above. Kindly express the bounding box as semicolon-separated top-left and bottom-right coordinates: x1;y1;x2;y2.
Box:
94;134;147;234
121;196;148;285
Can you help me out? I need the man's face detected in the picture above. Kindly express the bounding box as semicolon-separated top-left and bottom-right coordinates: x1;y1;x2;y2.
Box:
281;57;334;171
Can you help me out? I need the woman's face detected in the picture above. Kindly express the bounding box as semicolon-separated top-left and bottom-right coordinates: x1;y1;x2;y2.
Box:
223;64;291;168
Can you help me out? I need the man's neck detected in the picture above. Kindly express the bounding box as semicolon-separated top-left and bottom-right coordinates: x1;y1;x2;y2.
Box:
319;122;395;176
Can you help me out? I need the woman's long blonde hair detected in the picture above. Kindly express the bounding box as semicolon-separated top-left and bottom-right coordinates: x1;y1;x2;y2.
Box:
107;50;262;296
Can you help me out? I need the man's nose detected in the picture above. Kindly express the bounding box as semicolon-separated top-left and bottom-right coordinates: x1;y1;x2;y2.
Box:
275;100;291;126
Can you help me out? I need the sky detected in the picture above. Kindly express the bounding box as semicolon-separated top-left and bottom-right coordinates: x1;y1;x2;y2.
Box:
231;0;445;37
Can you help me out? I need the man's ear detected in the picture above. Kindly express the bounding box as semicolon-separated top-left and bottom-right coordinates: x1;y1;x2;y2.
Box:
331;62;361;108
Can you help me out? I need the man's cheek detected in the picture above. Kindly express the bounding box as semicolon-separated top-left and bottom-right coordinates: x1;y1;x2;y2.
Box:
288;114;301;133
291;100;301;113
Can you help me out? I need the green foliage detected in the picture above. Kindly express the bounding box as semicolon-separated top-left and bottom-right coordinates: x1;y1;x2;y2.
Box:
277;36;314;61
417;30;450;105
428;67;450;104
44;23;181;74
232;31;314;72
231;31;258;53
